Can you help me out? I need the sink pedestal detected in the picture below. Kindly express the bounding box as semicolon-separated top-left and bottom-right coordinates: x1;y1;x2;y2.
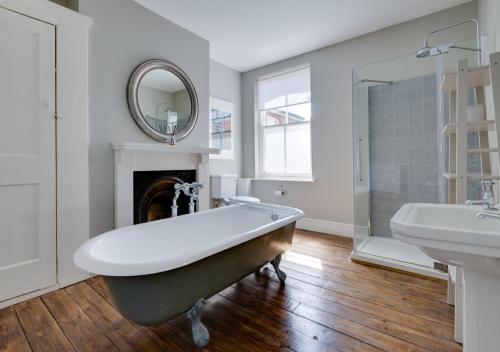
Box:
462;266;500;352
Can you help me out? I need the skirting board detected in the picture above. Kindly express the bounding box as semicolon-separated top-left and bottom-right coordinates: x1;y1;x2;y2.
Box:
296;217;353;237
0;285;59;310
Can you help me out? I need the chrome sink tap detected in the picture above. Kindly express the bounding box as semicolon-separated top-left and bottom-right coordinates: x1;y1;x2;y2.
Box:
465;180;498;210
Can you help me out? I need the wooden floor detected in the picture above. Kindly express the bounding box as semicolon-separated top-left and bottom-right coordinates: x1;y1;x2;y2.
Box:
0;229;461;352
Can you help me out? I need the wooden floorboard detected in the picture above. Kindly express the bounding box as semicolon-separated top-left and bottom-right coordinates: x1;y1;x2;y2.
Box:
0;230;461;352
0;307;31;352
14;299;75;352
41;290;118;352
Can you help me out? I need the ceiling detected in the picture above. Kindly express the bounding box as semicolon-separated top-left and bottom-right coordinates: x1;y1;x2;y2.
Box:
133;0;472;72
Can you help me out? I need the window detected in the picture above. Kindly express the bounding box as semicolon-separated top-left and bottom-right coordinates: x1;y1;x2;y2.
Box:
257;65;312;178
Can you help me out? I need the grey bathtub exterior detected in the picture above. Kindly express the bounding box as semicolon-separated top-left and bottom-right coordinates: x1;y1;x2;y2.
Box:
103;222;295;327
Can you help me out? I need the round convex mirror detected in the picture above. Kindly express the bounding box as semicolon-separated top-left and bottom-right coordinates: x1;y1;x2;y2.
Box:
128;60;198;142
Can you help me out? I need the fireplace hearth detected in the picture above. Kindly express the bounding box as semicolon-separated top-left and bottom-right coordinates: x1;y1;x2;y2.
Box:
133;170;196;224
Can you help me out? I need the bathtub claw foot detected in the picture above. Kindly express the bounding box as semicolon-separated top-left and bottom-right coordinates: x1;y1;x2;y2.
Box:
271;253;287;283
187;299;210;348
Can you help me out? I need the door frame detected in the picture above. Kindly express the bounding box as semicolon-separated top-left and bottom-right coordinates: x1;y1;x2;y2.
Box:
0;0;92;307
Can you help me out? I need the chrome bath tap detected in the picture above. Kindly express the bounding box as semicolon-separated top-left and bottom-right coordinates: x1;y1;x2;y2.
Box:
183;182;203;214
171;182;203;217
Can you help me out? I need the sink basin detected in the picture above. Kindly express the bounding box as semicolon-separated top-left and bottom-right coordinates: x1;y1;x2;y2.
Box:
391;203;500;352
391;203;500;264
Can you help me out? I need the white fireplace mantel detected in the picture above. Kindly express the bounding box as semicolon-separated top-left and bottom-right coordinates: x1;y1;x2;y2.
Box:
112;142;220;155
113;142;219;228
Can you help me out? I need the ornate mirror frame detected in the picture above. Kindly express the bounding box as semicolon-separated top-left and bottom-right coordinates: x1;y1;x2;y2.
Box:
127;59;199;142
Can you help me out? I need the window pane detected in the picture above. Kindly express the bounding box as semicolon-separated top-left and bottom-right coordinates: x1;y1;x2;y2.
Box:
258;77;286;110
258;66;310;110
263;126;285;174
287;103;311;123
260;108;286;126
286;123;311;175
286;67;310;105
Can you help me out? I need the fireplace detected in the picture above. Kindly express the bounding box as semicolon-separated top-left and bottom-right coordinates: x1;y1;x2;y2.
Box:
133;170;196;224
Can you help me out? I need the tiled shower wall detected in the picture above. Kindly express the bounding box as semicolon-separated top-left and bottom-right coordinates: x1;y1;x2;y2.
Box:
368;75;439;237
368;75;482;237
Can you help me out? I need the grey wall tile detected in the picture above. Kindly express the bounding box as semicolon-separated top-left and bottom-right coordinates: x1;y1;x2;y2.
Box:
409;100;424;113
369;74;442;237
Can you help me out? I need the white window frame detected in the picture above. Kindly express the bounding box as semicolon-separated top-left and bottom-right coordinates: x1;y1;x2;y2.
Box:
256;64;312;180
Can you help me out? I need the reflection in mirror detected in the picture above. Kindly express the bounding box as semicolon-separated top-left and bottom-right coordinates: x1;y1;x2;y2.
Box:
138;69;192;135
210;97;234;159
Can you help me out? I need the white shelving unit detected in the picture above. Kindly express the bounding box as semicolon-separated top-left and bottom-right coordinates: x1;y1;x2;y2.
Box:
441;52;500;204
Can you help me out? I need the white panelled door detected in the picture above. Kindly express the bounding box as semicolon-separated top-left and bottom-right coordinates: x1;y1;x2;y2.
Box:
0;7;56;301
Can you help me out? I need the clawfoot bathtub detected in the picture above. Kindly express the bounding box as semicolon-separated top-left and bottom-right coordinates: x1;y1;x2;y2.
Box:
74;203;304;347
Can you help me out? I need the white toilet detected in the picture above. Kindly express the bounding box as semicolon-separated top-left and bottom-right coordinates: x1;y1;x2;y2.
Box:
211;174;260;206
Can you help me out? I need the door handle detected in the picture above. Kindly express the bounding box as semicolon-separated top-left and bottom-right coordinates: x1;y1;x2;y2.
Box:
357;137;363;182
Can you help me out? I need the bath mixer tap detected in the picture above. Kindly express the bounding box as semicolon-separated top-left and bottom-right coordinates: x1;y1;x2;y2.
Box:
171;182;203;216
465;180;498;210
168;124;177;145
184;183;203;214
171;184;182;217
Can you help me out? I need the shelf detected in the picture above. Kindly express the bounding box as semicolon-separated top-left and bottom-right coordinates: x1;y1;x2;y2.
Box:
443;173;500;180
112;142;220;154
441;66;491;92
441;120;496;135
468;147;500;154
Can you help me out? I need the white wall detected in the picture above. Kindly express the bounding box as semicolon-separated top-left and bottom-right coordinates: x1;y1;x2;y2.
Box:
209;60;243;176
172;89;192;127
241;2;478;227
79;0;210;237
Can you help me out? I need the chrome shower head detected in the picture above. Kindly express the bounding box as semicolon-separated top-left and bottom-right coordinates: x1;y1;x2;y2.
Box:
416;45;431;58
416;42;454;58
415;18;481;63
416;41;481;59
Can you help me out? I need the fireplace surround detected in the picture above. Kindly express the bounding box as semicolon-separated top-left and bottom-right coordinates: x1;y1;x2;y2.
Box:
113;142;219;228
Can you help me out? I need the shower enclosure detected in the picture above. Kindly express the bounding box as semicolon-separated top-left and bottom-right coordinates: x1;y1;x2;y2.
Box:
352;38;487;277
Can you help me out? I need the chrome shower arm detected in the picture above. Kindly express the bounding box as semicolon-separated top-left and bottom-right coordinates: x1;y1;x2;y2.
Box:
450;45;481;53
421;18;480;63
422;18;479;48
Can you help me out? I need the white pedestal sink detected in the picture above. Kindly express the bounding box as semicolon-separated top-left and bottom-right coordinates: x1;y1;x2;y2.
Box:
391;203;500;352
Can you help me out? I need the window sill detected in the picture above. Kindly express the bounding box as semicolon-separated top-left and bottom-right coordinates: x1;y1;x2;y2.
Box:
252;177;316;183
